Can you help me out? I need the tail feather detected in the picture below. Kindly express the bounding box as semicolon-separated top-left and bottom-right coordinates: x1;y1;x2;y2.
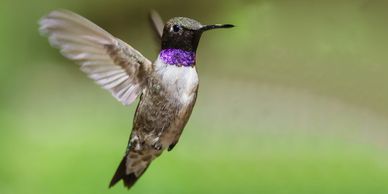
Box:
109;153;151;189
109;157;130;188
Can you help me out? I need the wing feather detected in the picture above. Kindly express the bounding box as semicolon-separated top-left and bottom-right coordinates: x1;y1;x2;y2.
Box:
39;9;152;106
149;10;164;38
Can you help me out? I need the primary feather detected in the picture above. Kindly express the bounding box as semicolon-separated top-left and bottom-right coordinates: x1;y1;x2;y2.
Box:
39;9;152;106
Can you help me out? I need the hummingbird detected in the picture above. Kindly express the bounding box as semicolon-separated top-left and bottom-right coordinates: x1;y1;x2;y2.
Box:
39;9;233;189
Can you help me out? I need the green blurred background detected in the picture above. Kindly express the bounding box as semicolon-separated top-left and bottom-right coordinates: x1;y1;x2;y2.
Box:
1;0;388;193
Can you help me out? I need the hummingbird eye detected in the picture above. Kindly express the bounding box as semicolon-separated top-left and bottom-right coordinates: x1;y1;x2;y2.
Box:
172;25;181;32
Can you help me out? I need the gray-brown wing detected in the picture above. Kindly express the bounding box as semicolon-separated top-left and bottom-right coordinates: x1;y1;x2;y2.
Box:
149;10;164;38
39;10;152;106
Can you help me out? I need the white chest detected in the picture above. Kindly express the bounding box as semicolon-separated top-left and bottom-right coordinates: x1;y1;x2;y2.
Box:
153;57;199;105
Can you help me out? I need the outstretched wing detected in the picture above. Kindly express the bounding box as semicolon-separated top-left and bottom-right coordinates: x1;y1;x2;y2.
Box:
39;10;152;106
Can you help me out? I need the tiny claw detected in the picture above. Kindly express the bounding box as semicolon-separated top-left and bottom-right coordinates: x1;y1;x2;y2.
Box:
152;142;162;151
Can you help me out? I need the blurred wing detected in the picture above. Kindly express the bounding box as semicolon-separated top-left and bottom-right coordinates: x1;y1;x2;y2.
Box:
39;10;152;106
149;10;164;39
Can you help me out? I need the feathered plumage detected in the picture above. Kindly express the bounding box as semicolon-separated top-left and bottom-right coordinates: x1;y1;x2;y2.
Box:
39;10;152;106
39;9;232;189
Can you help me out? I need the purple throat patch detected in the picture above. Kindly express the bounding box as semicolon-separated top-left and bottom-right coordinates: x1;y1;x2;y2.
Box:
160;49;196;67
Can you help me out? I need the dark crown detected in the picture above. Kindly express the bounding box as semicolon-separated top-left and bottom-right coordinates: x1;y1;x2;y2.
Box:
161;17;234;52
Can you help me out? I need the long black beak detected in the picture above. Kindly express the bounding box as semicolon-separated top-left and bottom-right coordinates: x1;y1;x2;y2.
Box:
201;24;234;31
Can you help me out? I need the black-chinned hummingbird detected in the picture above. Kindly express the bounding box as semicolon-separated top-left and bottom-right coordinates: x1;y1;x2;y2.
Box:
39;9;233;189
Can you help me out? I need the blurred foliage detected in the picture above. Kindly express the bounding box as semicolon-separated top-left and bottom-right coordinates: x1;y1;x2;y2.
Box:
1;0;388;194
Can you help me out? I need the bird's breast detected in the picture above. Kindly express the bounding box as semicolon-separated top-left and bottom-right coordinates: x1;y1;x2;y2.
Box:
152;58;199;106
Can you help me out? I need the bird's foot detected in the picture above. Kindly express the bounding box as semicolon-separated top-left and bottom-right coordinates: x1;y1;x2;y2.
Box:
152;142;162;151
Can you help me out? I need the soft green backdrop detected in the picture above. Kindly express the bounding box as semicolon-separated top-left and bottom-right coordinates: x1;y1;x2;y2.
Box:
1;0;388;193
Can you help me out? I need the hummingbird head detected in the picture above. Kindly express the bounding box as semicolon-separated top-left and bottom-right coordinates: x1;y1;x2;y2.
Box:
161;17;234;52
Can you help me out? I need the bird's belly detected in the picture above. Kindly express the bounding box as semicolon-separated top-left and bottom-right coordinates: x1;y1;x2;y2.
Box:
133;87;196;150
154;92;196;148
132;62;199;150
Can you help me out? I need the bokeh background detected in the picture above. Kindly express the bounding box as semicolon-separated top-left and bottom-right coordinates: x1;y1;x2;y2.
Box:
2;0;388;193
